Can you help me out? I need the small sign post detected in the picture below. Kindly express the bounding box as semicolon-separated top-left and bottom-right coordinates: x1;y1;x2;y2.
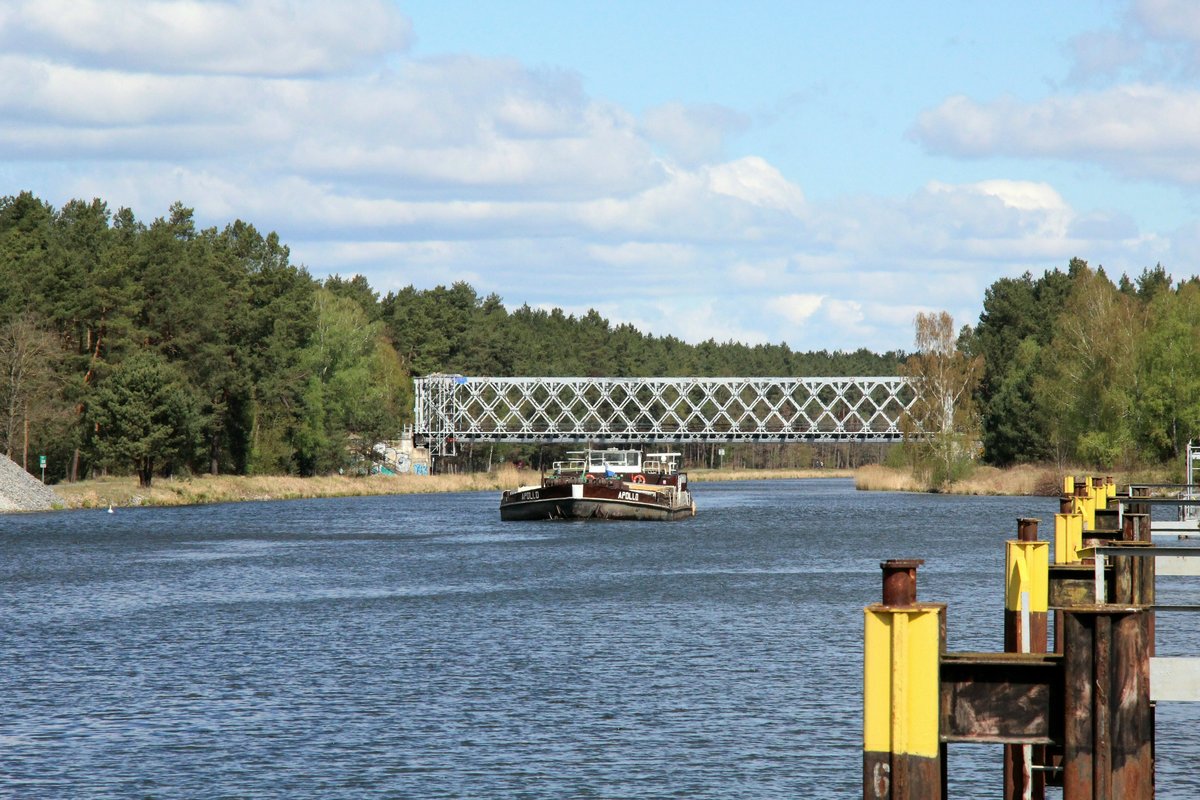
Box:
39;455;46;483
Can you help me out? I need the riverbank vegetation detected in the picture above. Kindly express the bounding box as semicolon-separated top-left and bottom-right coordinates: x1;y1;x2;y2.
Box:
886;258;1199;492
854;463;1175;497
52;466;854;509
969;259;1199;469
54;467;534;509
0;193;901;488
2;193;1198;494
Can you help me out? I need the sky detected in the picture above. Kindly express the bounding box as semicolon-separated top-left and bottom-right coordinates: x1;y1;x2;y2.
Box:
3;0;1200;354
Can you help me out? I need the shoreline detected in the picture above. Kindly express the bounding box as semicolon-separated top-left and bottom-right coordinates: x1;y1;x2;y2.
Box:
48;467;856;510
40;462;1169;511
853;463;1176;496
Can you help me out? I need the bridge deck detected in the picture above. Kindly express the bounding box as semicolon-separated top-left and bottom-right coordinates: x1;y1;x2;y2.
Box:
414;375;915;458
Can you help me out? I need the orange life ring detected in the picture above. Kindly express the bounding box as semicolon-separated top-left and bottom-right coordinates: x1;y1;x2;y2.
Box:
632;474;646;483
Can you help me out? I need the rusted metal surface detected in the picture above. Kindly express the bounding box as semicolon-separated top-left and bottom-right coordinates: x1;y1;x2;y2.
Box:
863;752;943;800
881;559;923;607
1018;517;1040;541
1061;606;1152;800
1127;485;1150;518
939;653;1062;744
1087;538;1158;670
1121;512;1147;543
1005;742;1044;800
1121;514;1155;653
1094;509;1120;533
1050;562;1107;662
1106;540;1154;605
1004;608;1049;653
1050;563;1106;606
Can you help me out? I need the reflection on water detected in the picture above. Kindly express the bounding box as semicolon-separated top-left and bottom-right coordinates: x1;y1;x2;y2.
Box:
2;480;1197;798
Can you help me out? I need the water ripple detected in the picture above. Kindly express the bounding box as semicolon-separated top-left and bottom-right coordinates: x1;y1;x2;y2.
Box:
2;481;1196;798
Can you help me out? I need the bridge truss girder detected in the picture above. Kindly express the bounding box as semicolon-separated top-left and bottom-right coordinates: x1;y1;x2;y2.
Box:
414;375;916;460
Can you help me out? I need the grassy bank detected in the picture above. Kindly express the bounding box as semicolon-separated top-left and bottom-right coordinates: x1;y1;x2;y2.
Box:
55;461;1155;508
50;465;855;509
853;463;1176;496
53;466;535;509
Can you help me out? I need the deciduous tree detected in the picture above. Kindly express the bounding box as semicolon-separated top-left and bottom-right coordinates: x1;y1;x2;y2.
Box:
0;313;65;467
900;311;983;487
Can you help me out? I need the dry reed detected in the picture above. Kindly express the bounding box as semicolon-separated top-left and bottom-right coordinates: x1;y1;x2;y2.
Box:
53;466;543;510
50;461;1174;509
852;465;925;493
854;462;1177;497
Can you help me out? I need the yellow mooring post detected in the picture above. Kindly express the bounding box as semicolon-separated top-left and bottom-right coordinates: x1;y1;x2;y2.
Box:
1003;519;1050;800
1072;477;1097;532
1054;512;1084;564
864;559;945;800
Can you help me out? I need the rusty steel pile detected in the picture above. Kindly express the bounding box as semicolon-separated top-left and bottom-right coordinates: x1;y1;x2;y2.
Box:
864;475;1200;800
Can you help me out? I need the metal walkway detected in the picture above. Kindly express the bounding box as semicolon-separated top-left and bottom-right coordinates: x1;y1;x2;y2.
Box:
414;374;916;458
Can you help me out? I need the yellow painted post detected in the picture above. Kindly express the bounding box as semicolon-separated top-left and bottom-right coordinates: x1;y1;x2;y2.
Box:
1054;512;1084;564
1069;513;1083;562
864;560;945;800
1105;476;1116;502
1055;513;1067;564
1006;543;1049;628
1074;478;1097;531
1004;519;1049;799
1063;475;1075;496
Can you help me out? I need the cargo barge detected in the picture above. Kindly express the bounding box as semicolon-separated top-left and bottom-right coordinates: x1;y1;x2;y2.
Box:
499;448;695;521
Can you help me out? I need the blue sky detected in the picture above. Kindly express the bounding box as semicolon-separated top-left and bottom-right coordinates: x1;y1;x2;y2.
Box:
3;0;1199;355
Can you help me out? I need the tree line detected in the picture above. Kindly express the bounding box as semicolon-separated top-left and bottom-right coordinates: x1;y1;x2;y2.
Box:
5;193;1194;484
965;257;1200;469
0;193;904;484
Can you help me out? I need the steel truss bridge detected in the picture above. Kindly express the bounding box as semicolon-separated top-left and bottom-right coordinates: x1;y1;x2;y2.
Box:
414;374;916;459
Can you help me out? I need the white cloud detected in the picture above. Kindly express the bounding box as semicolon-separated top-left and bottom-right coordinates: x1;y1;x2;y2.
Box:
641;102;749;165
707;157;806;215
1065;29;1144;86
0;0;411;76
766;293;825;325
912;85;1200;184
729;258;788;286
969;179;1070;213
2;0;1185;355
1133;0;1200;46
585;242;696;267
823;298;862;325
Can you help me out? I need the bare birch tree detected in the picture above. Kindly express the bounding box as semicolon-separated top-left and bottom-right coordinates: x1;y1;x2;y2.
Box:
0;313;61;466
900;311;983;487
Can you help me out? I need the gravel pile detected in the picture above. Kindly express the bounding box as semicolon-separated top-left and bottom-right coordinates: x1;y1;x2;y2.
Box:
0;454;60;512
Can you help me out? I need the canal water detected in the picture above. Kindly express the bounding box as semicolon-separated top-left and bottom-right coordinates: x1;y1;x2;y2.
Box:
2;479;1197;798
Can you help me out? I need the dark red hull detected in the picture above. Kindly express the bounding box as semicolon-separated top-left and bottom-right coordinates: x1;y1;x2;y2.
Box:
499;477;694;521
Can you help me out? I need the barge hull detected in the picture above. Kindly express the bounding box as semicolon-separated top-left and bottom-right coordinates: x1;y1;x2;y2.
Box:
499;483;693;521
500;497;693;521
